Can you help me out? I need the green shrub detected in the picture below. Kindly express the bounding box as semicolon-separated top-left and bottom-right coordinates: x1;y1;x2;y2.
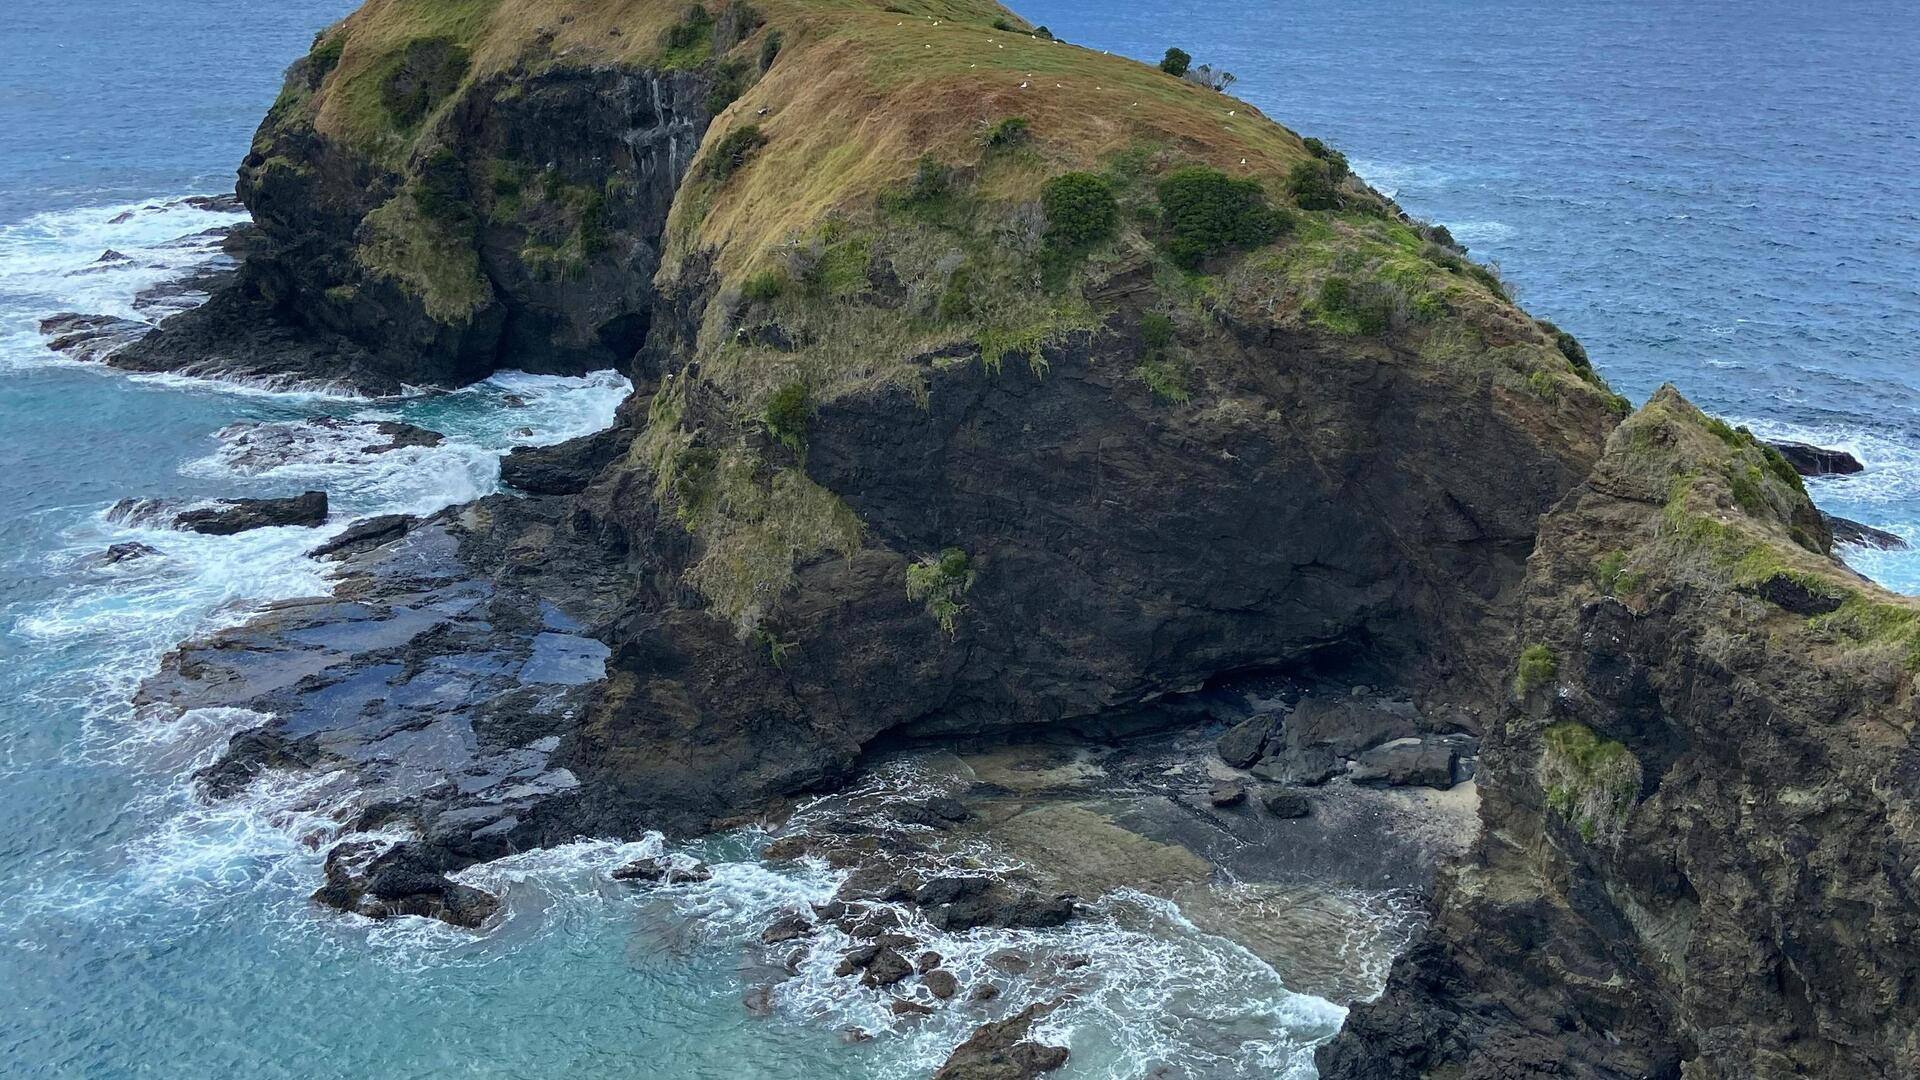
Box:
662;4;715;51
1285;159;1342;211
758;29;783;70
1301;137;1349;179
1136;357;1190;404
937;266;976;321
1154;165;1289;268
763;381;810;450
1539;722;1641;845
1311;276;1402;337
1034;25;1053;40
741;269;785;303
1041;172;1118;250
1513;643;1558;695
905;155;951;204
704;124;767;181
991;17;1016;32
1160;48;1191;77
1140;312;1175;349
983;116;1031;149
905;547;976;636
309;35;345;82
410;147;473;225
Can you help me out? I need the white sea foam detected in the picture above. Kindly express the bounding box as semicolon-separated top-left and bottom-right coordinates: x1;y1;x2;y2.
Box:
0;196;248;326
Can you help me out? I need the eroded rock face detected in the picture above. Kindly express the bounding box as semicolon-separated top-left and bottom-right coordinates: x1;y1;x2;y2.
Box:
173;490;328;534
111;64;714;393
1320;389;1920;1079
1767;438;1863;477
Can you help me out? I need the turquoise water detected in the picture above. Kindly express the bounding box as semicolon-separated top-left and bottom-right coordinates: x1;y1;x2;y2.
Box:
4;1;1920;1077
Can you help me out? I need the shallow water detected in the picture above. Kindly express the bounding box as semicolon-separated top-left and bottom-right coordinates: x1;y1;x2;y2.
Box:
4;1;1920;1077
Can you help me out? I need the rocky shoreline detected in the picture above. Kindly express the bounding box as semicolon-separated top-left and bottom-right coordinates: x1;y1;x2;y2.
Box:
57;0;1920;1075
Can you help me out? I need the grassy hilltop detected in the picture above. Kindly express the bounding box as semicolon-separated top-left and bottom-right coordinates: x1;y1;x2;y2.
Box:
265;0;1619;417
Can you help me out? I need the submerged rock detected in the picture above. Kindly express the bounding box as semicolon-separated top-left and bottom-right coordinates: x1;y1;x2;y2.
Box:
1767;438;1863;476
174;491;327;534
935;1002;1070;1080
101;541;159;564
610;856;712;884
1824;512;1908;550
1208;780;1247;807
312;840;500;930
308;514;414;560
38;312;150;362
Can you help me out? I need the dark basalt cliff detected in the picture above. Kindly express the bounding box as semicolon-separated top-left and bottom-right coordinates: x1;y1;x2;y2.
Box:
114;0;1918;1075
1320;389;1920;1078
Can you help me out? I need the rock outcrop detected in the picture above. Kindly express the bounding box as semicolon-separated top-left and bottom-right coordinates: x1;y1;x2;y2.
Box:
1319;388;1920;1079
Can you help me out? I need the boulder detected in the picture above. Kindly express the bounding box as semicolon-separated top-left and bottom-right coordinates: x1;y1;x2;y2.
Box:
610;856;713;884
923;969;960;999
1209;781;1247;807
102;541;159;563
311;840;500;929
760;912;814;945
309;514;414;560
1824;513;1908;551
174;491;327;534
498;427;627;496
1767;439;1862;476
38;312;150;362
1261;788;1312;818
1349;741;1458;789
934;1002;1070;1080
1215;712;1275;768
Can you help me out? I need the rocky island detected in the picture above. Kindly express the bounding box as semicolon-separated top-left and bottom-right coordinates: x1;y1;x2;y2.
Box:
77;0;1918;1076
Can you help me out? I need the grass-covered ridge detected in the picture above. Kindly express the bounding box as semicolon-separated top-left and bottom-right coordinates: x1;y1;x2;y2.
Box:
1564;386;1920;672
270;0;1631;633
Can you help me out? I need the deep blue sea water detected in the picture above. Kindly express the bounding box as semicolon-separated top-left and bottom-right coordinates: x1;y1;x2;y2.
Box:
3;1;1918;1077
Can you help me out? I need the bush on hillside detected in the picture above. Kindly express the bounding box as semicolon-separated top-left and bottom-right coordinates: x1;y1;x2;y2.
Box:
1286;159;1344;211
1155;166;1289;268
1041;172;1118;251
763;381;810;450
1301;137;1350;179
1160;48;1191;77
704;124;767;181
983;116;1031;149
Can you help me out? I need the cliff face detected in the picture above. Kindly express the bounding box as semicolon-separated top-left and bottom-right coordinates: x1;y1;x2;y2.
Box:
1320;388;1920;1078
116;3;721;391
123;0;1676;1024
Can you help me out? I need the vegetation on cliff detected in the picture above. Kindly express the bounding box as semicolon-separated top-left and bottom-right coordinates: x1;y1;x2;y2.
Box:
239;0;1629;632
1322;386;1920;1077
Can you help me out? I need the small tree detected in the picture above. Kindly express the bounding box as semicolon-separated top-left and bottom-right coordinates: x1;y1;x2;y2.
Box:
704;124;767;181
1160;48;1191;77
763;381;810;450
1041;172;1117;250
1155;165;1287;268
1286;159;1341;211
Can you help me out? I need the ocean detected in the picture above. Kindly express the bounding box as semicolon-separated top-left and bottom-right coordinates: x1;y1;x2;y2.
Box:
2;1;1916;1077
